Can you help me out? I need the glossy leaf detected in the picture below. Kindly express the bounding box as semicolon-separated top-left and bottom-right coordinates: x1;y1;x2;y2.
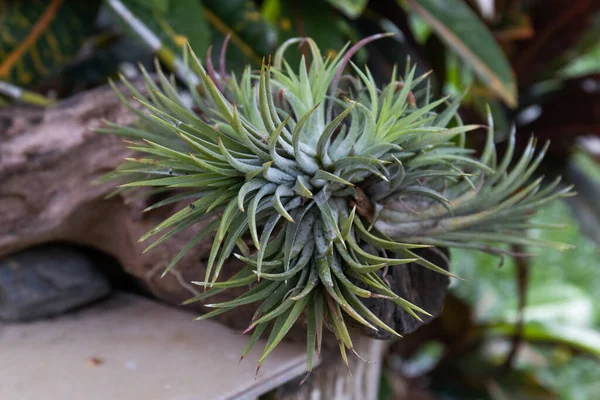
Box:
405;0;517;107
127;0;169;12
0;0;102;87
489;322;600;358
203;0;277;68
325;0;368;19
498;283;594;327
265;0;346;68
121;0;211;56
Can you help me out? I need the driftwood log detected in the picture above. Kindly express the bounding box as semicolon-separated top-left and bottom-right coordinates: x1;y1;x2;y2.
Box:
0;81;449;342
0;82;254;327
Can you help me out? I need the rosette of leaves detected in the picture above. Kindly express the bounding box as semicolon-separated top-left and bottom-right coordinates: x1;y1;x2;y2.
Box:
100;35;573;373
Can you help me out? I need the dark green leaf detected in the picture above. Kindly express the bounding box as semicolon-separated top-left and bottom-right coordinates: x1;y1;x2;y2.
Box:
266;0;346;68
121;0;211;56
0;0;102;87
405;0;517;107
325;0;368;19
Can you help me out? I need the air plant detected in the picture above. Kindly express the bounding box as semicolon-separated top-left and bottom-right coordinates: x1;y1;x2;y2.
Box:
99;34;573;374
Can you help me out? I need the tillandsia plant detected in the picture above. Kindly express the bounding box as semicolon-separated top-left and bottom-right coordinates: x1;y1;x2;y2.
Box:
99;34;573;374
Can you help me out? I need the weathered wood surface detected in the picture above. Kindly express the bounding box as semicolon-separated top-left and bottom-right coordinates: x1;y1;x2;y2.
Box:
267;333;388;400
0;82;449;337
0;83;254;328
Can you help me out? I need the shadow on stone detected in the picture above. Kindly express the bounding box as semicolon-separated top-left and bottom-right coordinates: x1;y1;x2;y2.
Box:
0;243;121;322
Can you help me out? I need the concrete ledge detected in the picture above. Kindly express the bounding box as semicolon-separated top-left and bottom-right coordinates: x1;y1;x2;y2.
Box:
0;292;309;400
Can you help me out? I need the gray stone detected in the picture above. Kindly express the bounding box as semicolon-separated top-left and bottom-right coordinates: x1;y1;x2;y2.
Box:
0;245;111;321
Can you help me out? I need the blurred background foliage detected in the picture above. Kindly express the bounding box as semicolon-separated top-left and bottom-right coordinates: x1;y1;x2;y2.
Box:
1;0;599;398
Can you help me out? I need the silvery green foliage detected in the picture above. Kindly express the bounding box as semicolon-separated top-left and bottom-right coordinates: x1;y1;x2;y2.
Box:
100;35;572;372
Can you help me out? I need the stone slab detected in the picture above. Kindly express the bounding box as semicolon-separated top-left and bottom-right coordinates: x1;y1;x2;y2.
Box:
0;292;309;400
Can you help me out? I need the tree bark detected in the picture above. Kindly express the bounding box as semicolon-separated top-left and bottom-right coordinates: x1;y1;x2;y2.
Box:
267;334;388;400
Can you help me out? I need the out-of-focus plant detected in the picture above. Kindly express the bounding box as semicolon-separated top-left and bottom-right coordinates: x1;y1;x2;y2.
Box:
381;194;600;399
0;0;102;87
0;0;278;104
